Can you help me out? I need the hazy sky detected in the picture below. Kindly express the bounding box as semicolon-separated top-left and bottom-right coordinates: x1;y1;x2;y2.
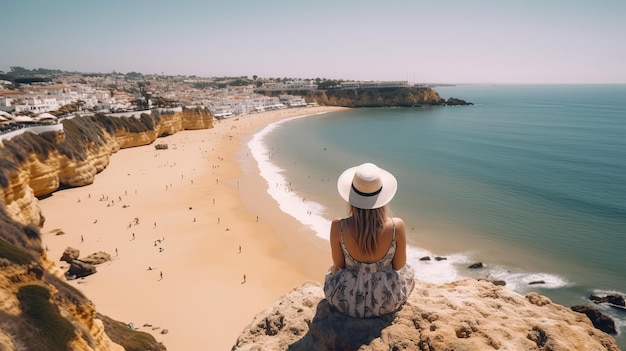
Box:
3;0;625;84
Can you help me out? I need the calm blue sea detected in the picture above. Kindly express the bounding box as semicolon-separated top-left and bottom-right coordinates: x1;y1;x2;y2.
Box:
248;85;626;347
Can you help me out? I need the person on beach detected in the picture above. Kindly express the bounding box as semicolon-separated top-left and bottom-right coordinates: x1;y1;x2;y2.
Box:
324;163;415;318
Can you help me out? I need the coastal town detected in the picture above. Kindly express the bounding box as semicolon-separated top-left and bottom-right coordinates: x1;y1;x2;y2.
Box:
0;67;422;140
0;67;623;351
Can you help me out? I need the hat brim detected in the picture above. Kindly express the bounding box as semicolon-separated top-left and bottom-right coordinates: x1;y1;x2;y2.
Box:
337;165;397;209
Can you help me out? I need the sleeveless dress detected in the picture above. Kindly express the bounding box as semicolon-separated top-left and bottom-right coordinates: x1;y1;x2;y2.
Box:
323;219;415;318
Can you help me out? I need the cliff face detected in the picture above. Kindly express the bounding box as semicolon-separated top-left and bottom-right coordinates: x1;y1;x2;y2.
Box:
233;280;620;351
0;107;212;350
0;107;213;227
0;262;124;351
0;167;43;228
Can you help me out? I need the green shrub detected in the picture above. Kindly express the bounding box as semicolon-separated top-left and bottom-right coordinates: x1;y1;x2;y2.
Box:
0;237;33;265
0;158;19;188
6;132;56;158
98;313;167;351
140;113;156;130
0;207;41;260
17;285;76;351
94;113;121;135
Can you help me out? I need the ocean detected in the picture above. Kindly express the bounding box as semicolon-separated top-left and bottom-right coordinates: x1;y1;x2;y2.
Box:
247;84;626;347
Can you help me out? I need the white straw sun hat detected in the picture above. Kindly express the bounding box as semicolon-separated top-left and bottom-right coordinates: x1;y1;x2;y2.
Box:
337;163;397;209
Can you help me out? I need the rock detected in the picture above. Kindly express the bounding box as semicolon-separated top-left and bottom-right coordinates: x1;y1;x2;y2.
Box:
480;279;506;286
80;251;112;265
49;228;65;236
66;259;97;278
60;247;80;263
233;280;619;351
590;294;625;307
571;305;617;334
445;97;473;106
419;256;431;261
468;262;483;269
529;280;546;285
434;256;447;261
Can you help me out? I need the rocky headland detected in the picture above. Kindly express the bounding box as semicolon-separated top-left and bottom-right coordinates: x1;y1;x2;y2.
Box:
260;86;473;108
233;281;620;351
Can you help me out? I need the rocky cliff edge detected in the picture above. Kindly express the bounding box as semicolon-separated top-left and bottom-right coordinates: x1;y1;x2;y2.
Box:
233;280;619;351
0;107;213;227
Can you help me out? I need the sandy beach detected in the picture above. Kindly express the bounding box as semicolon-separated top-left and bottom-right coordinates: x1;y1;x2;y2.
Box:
39;106;345;350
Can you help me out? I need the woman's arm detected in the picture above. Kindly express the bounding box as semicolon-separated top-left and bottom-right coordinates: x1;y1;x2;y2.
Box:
329;218;345;274
392;217;408;270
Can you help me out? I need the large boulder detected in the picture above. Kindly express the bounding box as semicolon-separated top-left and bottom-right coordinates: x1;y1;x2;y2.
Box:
66;260;97;279
232;280;619;351
571;305;617;334
590;293;626;307
60;247;80;263
80;251;112;265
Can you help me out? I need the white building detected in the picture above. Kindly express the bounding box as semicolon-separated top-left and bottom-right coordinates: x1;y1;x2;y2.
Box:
209;94;285;118
260;80;317;91
0;83;117;115
279;94;307;107
340;81;410;89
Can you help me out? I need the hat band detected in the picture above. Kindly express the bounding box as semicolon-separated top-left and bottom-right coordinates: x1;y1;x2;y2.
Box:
352;183;382;197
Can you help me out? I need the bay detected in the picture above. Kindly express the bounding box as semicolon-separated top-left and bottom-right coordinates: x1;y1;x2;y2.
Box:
249;84;626;346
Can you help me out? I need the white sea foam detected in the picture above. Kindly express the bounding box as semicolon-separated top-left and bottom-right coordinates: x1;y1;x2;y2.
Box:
248;112;573;293
248;112;333;240
592;289;626;297
406;249;468;285
589;289;626;335
472;265;572;293
249;113;469;286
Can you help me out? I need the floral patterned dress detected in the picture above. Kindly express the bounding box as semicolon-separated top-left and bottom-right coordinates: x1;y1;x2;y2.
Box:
323;219;415;318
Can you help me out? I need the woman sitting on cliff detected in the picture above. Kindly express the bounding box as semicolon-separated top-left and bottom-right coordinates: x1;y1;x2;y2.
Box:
324;163;415;318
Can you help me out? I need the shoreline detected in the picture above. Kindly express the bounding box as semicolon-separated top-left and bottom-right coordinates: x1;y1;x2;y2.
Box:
247;108;579;291
39;106;345;350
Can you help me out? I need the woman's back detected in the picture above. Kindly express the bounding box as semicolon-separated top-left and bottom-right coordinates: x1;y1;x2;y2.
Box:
325;217;415;317
324;162;414;318
332;216;408;272
340;216;394;264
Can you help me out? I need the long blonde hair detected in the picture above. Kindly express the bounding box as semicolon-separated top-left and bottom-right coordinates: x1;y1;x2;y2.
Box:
349;204;387;255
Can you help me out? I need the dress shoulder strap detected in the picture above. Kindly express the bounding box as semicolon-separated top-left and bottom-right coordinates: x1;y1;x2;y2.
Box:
391;217;396;241
340;218;345;244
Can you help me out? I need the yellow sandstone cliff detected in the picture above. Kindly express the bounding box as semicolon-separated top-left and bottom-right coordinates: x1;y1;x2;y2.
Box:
0;107;212;350
1;107;212;226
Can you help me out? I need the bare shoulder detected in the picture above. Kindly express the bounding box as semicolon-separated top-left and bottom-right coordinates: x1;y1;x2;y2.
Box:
391;217;407;236
331;217;344;230
331;217;343;225
329;218;343;240
390;217;406;229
